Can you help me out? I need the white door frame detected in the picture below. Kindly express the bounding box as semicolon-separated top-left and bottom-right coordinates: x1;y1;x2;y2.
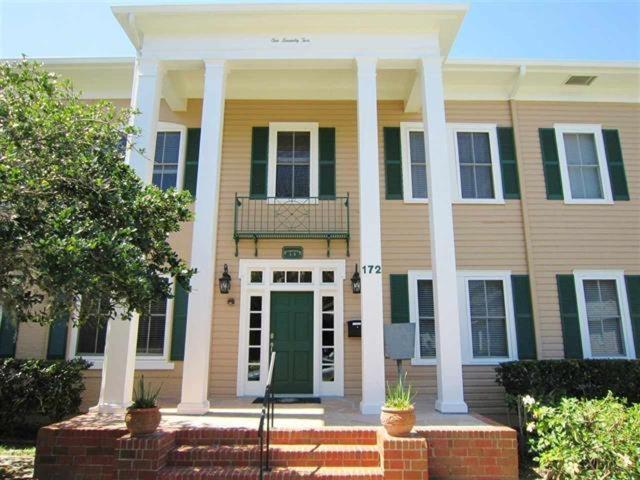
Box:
237;259;345;397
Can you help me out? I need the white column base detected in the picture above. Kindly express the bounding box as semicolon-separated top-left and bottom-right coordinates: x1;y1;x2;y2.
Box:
176;400;211;415
89;403;127;415
435;399;469;414
360;401;383;415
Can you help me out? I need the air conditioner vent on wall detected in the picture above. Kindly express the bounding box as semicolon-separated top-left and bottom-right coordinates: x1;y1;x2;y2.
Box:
565;75;597;86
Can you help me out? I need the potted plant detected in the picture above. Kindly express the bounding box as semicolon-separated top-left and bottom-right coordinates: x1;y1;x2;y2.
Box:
125;376;162;436
380;375;416;437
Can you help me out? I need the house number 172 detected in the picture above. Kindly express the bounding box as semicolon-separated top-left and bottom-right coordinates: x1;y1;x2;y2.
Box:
362;265;382;274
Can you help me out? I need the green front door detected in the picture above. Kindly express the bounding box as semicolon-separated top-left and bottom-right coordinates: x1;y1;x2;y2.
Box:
270;292;314;394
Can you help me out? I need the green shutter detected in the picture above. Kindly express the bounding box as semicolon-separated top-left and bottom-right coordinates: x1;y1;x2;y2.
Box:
556;275;583;359
0;308;17;358
603;129;630;201
390;274;409;324
624;275;640;357
183;128;201;197
497;127;521;199
539;129;564;200
170;283;189;361
318;128;336;199
47;309;70;360
383;127;403;200
249;127;269;198
511;275;537;359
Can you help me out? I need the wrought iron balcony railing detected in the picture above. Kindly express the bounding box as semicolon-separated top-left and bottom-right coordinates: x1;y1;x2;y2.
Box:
233;194;350;257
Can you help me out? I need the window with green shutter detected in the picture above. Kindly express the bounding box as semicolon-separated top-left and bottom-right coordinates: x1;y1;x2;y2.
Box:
556;275;583;359
539;128;564;200
497;127;521;199
603;129;630;201
624;275;640;358
183;128;201;197
47;309;70;360
511;275;537;359
318;128;336;199
170;283;190;361
390;274;409;324
0;307;17;358
249;127;269;198
383;127;403;200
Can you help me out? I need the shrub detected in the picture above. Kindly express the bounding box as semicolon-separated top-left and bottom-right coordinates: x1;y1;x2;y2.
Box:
495;359;640;406
525;393;640;479
0;358;90;435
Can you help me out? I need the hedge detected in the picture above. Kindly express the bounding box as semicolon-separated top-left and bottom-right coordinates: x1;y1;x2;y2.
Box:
0;358;90;435
495;359;640;405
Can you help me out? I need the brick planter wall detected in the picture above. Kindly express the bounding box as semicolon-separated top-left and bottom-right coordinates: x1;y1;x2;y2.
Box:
377;429;429;480
115;431;175;480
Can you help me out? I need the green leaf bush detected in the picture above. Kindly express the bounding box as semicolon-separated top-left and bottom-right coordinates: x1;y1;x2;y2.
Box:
0;358;90;435
525;394;640;479
495;360;640;406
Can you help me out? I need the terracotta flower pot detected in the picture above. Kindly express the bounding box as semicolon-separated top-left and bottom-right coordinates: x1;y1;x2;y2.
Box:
125;407;161;436
380;405;416;437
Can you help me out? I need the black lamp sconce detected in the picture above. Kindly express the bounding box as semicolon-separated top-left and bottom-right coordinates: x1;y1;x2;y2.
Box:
351;264;361;294
219;264;232;294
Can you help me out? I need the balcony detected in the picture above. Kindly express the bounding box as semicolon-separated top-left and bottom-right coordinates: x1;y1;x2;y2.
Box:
233;195;350;257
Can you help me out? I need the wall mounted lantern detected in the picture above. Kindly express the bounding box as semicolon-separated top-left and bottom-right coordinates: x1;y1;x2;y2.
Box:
351;264;361;294
219;264;232;294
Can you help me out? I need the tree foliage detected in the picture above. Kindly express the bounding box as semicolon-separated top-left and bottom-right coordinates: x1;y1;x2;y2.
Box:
0;59;194;325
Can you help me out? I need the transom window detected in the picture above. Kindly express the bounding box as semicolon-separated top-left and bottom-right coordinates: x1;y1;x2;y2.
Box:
272;270;313;284
574;272;634;359
468;280;508;358
400;123;429;202
554;124;612;203
152;123;186;191
449;124;503;203
268;123;319;199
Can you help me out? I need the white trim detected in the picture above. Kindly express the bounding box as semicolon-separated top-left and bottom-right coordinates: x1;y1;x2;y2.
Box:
408;270;436;365
267;122;319;200
553;124;613;204
573;270;636;359
447;123;504;204
67;284;176;371
236;259;345;398
400;122;429;204
457;270;518;365
154;121;187;192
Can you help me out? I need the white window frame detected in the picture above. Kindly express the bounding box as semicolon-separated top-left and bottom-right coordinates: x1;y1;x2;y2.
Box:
267;122;319;202
458;270;518;365
67;285;176;370
237;259;345;397
408;271;436;365
447;123;504;204
153;122;188;192
573;270;636;359
554;124;613;204
400;122;429;204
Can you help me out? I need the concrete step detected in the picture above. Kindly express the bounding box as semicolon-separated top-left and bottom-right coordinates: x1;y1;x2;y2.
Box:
158;466;384;480
174;427;379;446
168;443;380;467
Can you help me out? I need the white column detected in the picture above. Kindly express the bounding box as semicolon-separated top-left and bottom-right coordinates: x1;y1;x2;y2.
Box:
420;57;468;413
355;57;386;415
177;60;227;414
92;58;163;414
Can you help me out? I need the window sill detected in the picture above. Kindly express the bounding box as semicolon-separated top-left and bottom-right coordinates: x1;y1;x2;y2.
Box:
563;198;614;205
463;358;514;366
266;198;320;205
77;357;175;371
403;198;429;205
454;199;506;205
411;358;436;366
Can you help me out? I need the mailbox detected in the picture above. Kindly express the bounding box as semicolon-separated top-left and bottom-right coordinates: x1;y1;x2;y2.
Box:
347;319;361;338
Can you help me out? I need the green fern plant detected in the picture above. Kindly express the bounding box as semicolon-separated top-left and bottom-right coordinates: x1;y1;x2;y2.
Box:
129;375;161;409
384;373;415;409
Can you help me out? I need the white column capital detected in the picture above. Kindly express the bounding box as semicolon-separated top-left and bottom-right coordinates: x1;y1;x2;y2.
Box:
355;57;378;76
419;55;445;73
203;59;228;72
135;57;165;77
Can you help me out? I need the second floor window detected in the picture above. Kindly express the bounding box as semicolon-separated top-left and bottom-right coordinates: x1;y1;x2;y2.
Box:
276;131;310;198
152;123;186;191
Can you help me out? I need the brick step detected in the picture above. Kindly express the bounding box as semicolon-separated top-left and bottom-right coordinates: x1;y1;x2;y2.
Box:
158;466;384;480
174;428;379;446
168;444;380;467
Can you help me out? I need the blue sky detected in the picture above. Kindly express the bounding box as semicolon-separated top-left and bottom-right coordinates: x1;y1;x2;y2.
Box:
1;0;639;61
